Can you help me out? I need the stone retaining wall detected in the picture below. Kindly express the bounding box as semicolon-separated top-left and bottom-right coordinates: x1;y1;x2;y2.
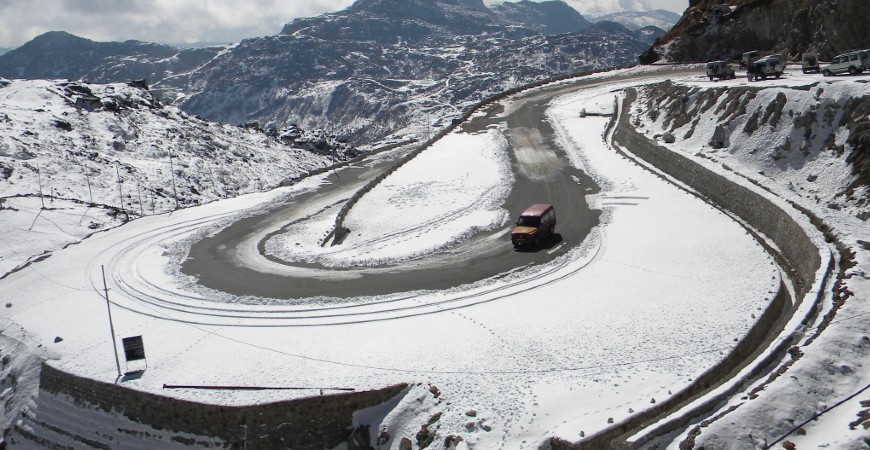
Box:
39;363;407;450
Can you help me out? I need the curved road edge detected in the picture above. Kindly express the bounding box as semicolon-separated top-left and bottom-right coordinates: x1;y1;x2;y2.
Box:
550;88;837;449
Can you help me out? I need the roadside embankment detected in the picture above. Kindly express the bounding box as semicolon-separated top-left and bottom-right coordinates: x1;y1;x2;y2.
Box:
554;88;833;449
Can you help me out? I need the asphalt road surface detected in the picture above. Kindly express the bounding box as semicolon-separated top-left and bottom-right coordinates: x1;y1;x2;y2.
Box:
182;72;694;299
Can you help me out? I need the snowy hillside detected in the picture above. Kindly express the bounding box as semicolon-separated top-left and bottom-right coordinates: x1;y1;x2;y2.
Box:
631;72;870;448
0;77;357;275
634;76;868;219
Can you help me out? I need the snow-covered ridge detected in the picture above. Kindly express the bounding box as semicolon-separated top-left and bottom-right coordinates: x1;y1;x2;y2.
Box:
634;76;869;220
631;72;870;448
0;77;356;275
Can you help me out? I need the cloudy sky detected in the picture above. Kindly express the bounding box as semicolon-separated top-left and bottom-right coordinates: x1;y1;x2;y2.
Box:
0;0;687;49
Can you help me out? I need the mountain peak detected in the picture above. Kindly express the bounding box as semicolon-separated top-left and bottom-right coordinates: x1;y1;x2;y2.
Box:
491;0;591;35
348;0;488;13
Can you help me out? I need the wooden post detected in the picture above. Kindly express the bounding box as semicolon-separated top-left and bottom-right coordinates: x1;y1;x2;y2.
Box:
136;178;143;216
36;162;45;209
168;149;179;209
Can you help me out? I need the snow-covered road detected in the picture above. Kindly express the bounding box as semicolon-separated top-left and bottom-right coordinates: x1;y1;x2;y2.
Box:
3;68;791;448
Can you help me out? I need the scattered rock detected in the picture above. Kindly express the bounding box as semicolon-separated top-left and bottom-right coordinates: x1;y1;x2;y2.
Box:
54;336;63;343
444;435;464;449
465;409;477;417
709;124;728;148
429;385;441;398
376;427;390;445
127;79;149;90
465;421;476;431
52;119;72;131
807;174;818;182
416;425;435;449
5;303;10;308
607;417;614;424
347;424;370;450
662;132;676;143
399;437;413;450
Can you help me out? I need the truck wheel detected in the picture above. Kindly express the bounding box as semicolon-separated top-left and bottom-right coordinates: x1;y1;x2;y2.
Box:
709;76;714;81
849;66;859;75
822;70;831;77
775;73;781;79
534;234;541;246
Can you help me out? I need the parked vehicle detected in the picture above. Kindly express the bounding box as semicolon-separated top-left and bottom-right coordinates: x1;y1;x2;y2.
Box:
706;60;736;80
740;50;759;69
821;51;868;76
765;54;786;71
747;57;784;81
801;53;820;73
510;204;556;247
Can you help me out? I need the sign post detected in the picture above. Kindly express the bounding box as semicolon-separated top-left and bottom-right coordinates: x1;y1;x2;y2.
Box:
122;335;147;375
101;265;122;378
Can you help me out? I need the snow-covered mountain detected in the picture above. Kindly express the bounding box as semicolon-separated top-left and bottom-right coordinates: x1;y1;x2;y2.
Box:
0;76;359;274
585;9;681;31
0;77;356;216
0;31;227;82
0;0;661;143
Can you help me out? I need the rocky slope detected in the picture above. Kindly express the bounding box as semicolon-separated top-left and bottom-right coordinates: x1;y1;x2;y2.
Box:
0;77;356;216
635;79;869;217
640;0;870;63
0;0;660;144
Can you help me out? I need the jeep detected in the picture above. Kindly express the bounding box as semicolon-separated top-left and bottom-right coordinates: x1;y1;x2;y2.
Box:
510;204;556;247
747;57;783;81
822;51;867;76
801;53;820;73
706;61;736;81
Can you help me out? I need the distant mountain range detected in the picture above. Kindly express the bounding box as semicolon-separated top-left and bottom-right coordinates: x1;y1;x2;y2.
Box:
586;9;681;31
0;0;671;144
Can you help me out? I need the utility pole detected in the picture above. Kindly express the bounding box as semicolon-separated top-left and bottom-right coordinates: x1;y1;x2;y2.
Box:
115;163;125;215
168;149;179;209
36;162;45;209
101;265;122;378
85;171;93;205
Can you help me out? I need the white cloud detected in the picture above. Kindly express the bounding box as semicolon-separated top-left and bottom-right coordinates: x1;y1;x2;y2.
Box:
0;0;685;49
0;0;355;48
